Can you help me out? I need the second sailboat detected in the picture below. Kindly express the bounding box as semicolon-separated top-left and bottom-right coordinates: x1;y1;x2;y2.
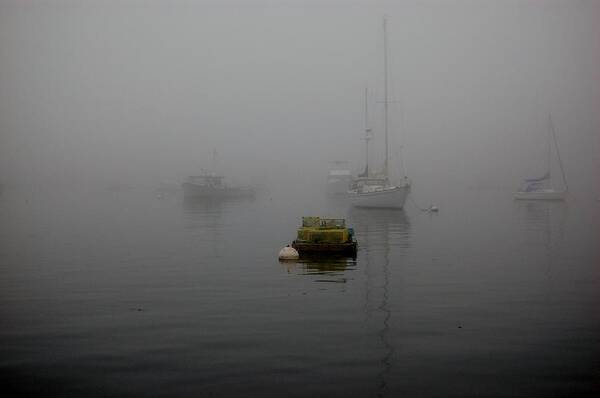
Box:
349;17;411;209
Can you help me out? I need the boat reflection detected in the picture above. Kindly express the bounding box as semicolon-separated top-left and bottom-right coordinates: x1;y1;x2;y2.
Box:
514;200;567;245
298;256;357;275
348;207;411;252
349;208;411;397
513;200;567;276
182;195;255;222
279;207;411;395
182;194;254;210
281;256;357;282
182;196;224;212
182;197;225;229
181;196;227;258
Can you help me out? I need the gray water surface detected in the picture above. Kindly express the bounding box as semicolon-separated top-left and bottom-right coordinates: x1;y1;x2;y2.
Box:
1;187;599;397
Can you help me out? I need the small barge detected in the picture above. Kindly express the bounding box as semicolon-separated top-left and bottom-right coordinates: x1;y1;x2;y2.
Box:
291;217;357;257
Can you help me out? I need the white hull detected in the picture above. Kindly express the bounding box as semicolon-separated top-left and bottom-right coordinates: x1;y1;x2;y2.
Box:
349;184;410;209
514;189;566;201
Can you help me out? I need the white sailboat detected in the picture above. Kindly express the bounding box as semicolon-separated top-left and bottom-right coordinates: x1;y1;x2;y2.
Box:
349;17;411;209
514;115;568;201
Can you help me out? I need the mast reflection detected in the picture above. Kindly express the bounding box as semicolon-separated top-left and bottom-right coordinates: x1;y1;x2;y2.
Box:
514;200;567;276
349;208;411;397
181;197;226;258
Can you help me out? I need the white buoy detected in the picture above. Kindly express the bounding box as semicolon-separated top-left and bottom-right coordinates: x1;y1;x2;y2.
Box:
278;245;299;260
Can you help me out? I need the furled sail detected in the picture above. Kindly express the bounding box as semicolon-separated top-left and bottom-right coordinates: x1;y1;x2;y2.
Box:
522;171;550;192
524;171;550;183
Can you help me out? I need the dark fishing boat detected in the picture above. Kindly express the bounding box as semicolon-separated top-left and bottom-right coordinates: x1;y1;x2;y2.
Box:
182;172;254;199
182;150;254;199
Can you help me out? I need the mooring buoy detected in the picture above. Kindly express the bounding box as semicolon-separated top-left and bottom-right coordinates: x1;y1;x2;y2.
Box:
278;245;299;260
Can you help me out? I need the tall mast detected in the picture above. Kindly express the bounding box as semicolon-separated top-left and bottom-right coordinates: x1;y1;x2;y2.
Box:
363;87;372;177
383;17;389;178
546;114;552;182
548;114;568;192
212;148;218;173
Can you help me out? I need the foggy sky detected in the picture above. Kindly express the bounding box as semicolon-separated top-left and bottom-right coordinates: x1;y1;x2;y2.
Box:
1;0;599;195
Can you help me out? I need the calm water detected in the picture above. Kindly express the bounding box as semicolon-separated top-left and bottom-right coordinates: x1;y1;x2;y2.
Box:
1;186;599;397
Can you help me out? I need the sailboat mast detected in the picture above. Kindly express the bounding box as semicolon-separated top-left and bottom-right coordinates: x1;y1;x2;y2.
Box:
364;87;371;177
546;115;552;185
383;17;389;178
212;148;217;173
548;115;568;192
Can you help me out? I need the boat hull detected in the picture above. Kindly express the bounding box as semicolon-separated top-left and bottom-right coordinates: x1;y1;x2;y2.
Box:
514;190;566;201
349;184;410;209
182;182;254;199
292;241;357;257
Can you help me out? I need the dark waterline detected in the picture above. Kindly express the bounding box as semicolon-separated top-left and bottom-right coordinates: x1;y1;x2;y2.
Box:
1;187;599;397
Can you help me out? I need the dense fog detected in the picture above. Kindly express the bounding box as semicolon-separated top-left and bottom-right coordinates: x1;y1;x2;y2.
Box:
1;0;599;197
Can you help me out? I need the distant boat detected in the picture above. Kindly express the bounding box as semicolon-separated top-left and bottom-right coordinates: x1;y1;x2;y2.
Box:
514;115;568;201
182;171;254;199
182;150;254;199
349;177;410;208
326;161;353;196
348;18;411;209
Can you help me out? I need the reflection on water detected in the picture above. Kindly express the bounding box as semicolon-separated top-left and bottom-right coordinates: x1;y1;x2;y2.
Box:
182;195;259;216
350;208;412;251
279;208;412;396
281;255;357;285
350;208;412;318
515;200;567;237
182;197;226;217
182;197;226;258
513;200;567;276
298;257;356;275
352;209;412;397
2;188;599;397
